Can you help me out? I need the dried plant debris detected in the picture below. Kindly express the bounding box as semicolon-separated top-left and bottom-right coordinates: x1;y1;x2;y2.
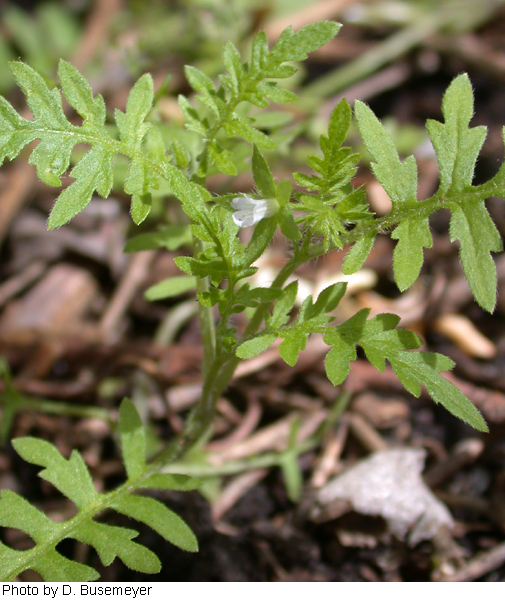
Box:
314;448;454;546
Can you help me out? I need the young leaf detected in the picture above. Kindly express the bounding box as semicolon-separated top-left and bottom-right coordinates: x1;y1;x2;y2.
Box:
295;99;367;250
355;100;418;207
119;399;146;480
391;215;433;291
448;198;502;312
252;145;276;199
426;74;486;194
145;276;197;301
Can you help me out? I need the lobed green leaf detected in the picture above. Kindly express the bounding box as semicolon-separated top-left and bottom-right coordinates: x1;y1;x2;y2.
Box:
355;101;417;207
236;333;277;359
112;495;198;553
426;74;486;194
0;400;199;581
448;198;502;312
391;215;433;291
13;437;99;509
322;309;487;431
270;22;341;64
58;59;105;126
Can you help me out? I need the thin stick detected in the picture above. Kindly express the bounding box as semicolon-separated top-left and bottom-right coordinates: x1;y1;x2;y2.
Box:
435;542;505;582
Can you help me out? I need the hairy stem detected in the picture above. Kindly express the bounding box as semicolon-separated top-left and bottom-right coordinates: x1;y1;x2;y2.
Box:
193;240;217;379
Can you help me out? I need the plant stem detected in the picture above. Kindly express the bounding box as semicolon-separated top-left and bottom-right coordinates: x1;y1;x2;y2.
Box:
162;391;352;478
193;240;217;380
164;441;315;478
0;391;114;423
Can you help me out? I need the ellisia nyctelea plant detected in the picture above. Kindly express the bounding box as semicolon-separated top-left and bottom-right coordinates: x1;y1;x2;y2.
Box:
0;19;503;581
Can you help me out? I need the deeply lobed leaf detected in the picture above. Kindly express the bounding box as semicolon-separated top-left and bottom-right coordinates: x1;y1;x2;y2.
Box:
0;60;174;228
323;311;487;432
182;22;341;176
0;400;199;582
295;99;371;253
355;73;503;309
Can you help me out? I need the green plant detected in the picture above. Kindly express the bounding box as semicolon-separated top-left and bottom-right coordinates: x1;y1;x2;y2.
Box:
0;19;503;581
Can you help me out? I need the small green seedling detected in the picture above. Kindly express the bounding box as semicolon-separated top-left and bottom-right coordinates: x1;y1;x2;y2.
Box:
0;20;502;581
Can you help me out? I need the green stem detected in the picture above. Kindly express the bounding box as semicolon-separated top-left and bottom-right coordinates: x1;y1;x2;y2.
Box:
165;441;315;478
303;183;496;263
162;390;352;478
149;252;301;463
193;240;217;380
0;391;113;424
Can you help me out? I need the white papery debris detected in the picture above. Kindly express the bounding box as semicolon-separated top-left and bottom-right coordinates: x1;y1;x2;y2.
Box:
316;448;454;546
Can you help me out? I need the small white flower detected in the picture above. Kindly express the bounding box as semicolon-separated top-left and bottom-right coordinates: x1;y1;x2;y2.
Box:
231;195;279;228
